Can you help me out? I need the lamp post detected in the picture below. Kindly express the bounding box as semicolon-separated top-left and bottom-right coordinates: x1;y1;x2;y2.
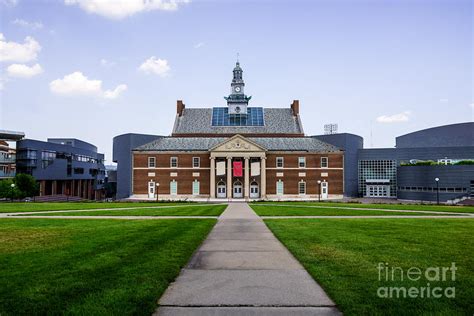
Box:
10;183;15;202
435;178;440;205
317;180;321;202
156;183;160;202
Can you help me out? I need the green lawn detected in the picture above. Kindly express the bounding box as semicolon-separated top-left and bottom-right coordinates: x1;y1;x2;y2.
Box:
251;204;459;216
0;201;209;213
265;218;474;315
0;218;216;315
252;201;474;214
18;204;228;216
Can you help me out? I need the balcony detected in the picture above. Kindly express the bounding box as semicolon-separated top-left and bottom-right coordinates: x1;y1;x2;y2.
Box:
0;155;15;164
0;170;16;178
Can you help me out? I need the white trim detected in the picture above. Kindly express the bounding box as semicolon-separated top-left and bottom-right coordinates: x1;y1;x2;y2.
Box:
298;180;306;195
170;179;178;195
276;157;284;168
298;157;306;168
192;157;200;168
321;157;328;168
170;157;178;168
148;157;156;168
192;179;200;195
276;179;284;196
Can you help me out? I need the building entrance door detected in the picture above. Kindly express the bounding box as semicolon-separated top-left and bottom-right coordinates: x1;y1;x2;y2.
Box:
233;181;243;198
148;181;155;199
250;182;259;198
366;185;390;197
321;182;328;199
217;182;226;198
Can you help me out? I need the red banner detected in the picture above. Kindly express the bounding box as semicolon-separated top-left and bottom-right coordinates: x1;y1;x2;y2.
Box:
233;161;243;177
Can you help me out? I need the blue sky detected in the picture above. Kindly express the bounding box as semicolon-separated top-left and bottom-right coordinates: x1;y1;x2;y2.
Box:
1;0;472;162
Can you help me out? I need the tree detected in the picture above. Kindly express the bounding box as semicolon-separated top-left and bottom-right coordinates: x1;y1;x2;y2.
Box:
14;174;39;198
0;179;21;200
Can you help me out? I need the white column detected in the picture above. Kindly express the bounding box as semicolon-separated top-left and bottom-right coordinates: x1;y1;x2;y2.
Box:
260;157;266;199
210;157;216;198
227;157;232;198
244;157;250;198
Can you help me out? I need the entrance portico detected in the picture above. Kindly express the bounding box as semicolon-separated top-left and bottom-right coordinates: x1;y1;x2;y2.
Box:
209;135;267;199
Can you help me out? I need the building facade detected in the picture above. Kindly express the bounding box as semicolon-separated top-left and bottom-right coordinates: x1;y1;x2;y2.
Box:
129;62;344;200
318;123;474;202
16;138;106;200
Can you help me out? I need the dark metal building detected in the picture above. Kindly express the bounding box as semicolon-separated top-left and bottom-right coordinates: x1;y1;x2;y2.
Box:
314;122;474;202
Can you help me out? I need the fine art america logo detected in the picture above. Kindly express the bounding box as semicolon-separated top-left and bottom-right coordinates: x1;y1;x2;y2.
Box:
377;262;457;299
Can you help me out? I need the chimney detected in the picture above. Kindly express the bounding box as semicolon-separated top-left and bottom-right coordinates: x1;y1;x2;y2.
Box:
177;100;185;117
290;100;300;116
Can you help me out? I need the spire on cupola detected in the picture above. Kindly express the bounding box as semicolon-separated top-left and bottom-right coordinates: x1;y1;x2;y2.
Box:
224;58;252;115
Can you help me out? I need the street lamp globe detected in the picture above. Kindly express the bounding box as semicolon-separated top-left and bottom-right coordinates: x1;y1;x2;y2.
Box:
317;180;321;184
10;183;15;188
435;178;439;182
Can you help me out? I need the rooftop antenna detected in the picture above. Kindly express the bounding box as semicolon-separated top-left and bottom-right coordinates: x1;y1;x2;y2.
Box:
324;123;338;135
236;52;240;62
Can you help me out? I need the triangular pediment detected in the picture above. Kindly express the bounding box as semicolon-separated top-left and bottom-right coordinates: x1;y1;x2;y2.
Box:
210;134;266;152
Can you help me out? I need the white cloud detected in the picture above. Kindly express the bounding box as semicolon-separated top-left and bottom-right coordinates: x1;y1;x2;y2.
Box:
49;71;126;99
439;98;449;103
12;19;43;30
376;111;411;123
64;0;189;19
100;58;115;67
470;103;474;109
104;84;127;99
7;63;43;78
194;42;205;49
0;33;41;62
138;56;170;77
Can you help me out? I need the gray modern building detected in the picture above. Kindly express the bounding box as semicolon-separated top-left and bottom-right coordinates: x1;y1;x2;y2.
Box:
113;133;163;199
16;138;106;200
315;122;474;202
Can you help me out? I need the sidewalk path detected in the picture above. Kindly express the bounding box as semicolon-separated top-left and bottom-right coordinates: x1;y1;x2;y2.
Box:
155;203;341;316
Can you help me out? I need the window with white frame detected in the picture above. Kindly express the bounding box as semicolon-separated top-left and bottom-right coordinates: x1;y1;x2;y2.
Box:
276;157;284;168
298;180;306;195
276;180;284;195
170;157;178;168
298;157;306;168
170;180;177;195
192;157;200;168
192;180;200;195
321;157;328;168
148;157;156;168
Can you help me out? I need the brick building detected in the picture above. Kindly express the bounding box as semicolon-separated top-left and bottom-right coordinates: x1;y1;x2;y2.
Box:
130;61;344;200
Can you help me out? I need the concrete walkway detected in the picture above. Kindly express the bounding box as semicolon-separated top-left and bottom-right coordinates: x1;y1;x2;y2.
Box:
155;203;340;316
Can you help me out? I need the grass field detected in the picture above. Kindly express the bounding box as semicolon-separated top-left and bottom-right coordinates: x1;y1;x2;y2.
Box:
265;218;474;315
252;201;474;214
17;204;228;216
250;204;459;216
0;202;207;213
0;218;216;315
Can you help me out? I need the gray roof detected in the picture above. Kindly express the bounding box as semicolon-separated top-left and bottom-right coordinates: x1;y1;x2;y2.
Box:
135;137;341;152
172;108;304;135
